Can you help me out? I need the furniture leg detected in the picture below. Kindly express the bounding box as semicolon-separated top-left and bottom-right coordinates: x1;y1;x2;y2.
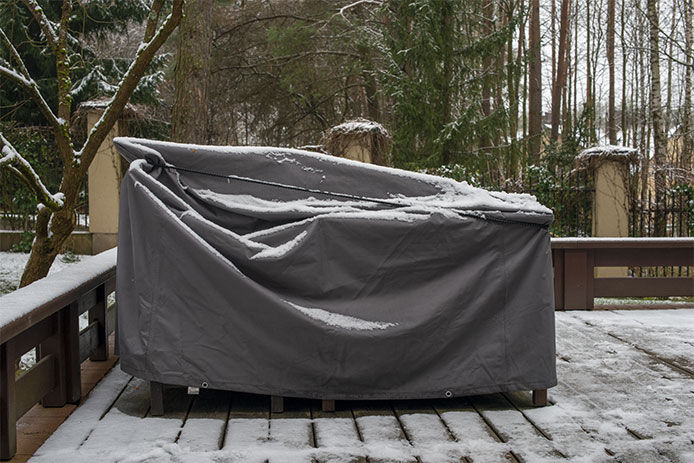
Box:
532;389;548;406
270;395;284;413
321;399;336;412
150;381;164;416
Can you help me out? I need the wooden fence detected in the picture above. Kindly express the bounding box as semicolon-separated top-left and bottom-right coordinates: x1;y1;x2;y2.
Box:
552;238;694;310
0;249;116;460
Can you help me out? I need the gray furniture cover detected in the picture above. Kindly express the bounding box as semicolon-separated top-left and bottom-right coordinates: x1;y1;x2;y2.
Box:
114;137;557;400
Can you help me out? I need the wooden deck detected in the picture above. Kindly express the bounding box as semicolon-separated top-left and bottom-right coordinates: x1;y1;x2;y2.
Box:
22;309;694;462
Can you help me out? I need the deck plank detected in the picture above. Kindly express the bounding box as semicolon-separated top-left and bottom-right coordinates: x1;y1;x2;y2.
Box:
222;392;269;462
393;400;462;463
312;403;366;463
352;400;417;463
77;377;183;458
176;388;231;451
470;393;565;461
268;397;314;463
433;397;508;463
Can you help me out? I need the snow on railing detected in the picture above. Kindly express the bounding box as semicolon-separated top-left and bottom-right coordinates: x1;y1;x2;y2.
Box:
0;248;116;460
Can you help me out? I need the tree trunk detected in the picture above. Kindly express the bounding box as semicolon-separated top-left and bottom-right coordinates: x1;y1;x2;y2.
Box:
586;0;593;141
683;0;693;170
647;0;666;235
620;0;628;144
550;0;571;142
607;0;616;144
528;0;543;162
171;0;213;143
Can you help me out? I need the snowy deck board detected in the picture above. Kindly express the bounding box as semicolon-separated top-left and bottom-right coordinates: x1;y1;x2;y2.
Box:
28;310;694;462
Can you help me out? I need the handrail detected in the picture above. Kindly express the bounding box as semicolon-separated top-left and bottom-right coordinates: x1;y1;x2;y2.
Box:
0;248;117;460
551;237;694;310
551;237;694;248
0;248;116;342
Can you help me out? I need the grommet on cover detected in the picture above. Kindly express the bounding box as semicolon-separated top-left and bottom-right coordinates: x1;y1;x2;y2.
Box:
444;390;453;398
201;381;209;388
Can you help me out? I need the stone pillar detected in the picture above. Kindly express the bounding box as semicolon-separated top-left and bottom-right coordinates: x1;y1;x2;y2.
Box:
322;119;391;166
578;146;636;277
85;108;125;254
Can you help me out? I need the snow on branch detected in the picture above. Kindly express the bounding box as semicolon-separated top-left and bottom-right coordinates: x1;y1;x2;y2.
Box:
20;0;59;52
0;133;65;211
338;0;382;23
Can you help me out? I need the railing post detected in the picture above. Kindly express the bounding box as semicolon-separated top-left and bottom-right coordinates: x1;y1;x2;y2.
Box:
552;249;565;310
0;342;17;459
89;284;108;361
563;249;595;310
38;305;81;406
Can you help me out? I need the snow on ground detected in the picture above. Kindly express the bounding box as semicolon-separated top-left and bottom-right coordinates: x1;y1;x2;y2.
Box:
30;309;694;463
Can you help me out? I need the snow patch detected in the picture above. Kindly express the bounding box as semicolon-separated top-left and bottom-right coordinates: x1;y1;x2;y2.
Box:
250;231;307;260
285;301;397;331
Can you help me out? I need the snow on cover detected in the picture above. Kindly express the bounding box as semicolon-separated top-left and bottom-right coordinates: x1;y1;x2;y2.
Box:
116;137;552;216
285;300;397;331
251;231;308;260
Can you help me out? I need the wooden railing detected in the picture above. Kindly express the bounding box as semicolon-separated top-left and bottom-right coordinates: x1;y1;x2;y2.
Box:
552;238;694;310
0;249;116;460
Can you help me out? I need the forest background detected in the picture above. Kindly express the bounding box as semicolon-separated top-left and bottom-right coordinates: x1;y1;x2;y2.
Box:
1;0;692;277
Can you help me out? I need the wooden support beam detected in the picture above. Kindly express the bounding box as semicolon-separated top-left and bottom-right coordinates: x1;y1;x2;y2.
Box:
79;322;100;363
552;249;565;310
89;284;108;361
594;277;694;297
38;312;68;407
0;342;17;460
563;249;594;310
15;355;56;418
150;381;164;416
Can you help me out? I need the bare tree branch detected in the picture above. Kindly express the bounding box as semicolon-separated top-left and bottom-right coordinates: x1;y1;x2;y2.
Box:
20;0;59;53
55;0;73;128
0;25;73;159
0;133;65;211
0;26;31;78
214;14;319;43
144;0;166;42
78;0;184;174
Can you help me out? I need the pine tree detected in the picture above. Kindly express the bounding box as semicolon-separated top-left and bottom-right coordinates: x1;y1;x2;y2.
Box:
379;0;517;172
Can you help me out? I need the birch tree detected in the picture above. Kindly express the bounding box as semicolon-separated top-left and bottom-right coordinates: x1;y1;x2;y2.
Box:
0;0;184;286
